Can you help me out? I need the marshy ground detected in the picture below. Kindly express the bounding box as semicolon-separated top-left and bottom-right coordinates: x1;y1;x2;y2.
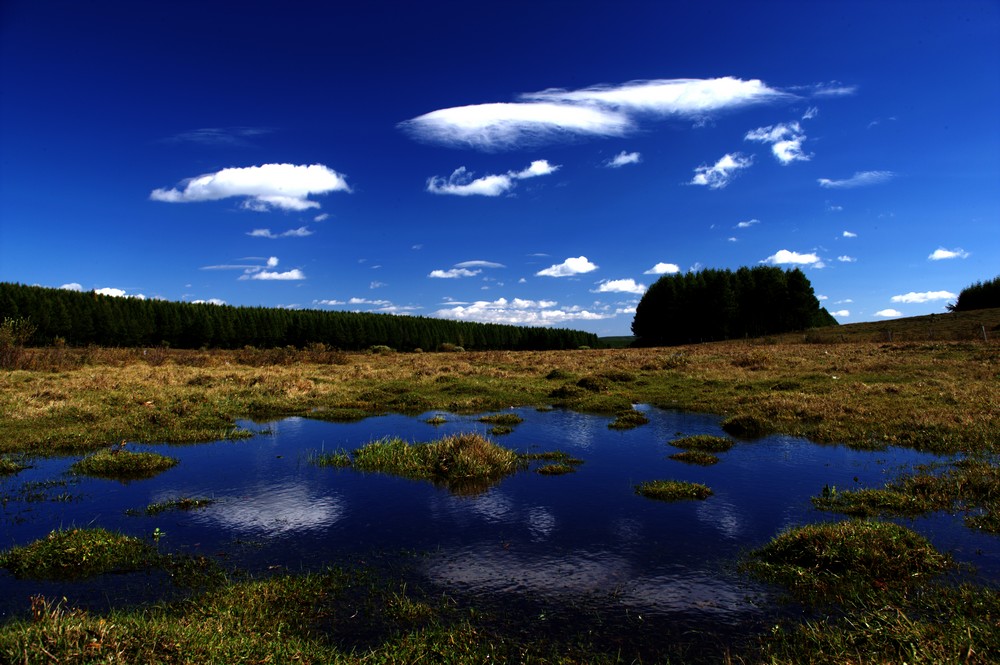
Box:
0;332;998;663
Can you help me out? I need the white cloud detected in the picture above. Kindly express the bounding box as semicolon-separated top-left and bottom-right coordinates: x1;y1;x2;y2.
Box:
876;309;903;317
890;290;957;304
810;82;858;97
429;268;482;279
802;107;819;120
455;260;506;269
690;153;753;189
593;279;646;295
401;77;790;150
192;298;226;306
536;256;598;277
837;255;857;263
763;249;822;266
745;122;810;164
842;230;857;238
606;151;641;168
832;310;850;317
644;262;681;275
737;219;760;229
434;297;610;326
314;299;346;306
242;269;305;281
150;163;351;211
427;160;559;197
818;171;895;188
247;226;313;239
348;297;391;306
313;213;330;222
59;282;83;291
928;247;970;260
94;287;146;299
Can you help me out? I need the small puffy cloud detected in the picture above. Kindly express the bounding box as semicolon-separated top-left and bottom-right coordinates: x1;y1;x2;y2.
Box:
434;297;610;326
763;249;822;266
429;268;481;279
192;298;226;306
818;171;895;188
890;290;957;304
802;107;819;120
745;122;810;164
247;226;313;239
94;287;146;299
427;160;559;197
606;151;641;168
690;153;753;189
644;262;681;275
593;278;646;295
842;230;857;238
837;255;857;263
313;213;330;222
348;297;391;306
832;310;850;317
737;219;759;229
401;77;790;150
536;256;598;277
151;163;351;211
928;247;970;260
59;282;83;291
314;299;346;306
875;309;903;317
242;269;305;281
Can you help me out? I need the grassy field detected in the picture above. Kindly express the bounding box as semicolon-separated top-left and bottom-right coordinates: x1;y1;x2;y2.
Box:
1;310;999;662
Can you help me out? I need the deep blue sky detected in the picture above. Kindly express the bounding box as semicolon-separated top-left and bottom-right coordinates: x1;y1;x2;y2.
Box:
2;1;998;335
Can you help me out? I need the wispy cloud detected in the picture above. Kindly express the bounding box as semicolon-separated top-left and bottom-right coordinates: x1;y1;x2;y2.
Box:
928;247;970;260
204;256;305;281
809;81;858;97
763;249;823;267
690;153;753;189
737;219;760;229
455;260;506;269
875;309;903;317
161;126;273;147
429;268;481;279
843;230;857;238
818;171;895;188
837;255;857;263
644;262;680;275
536;256;598;277
247;226;313;239
242;269;305;281
426;159;559;197
593;278;646;295
434;297;610;326
151;163;351;211
606;151;641;168
745;121;810;164
401;77;791;150
891;290;956;304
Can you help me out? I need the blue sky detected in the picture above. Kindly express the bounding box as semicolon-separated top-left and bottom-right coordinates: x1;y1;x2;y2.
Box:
1;1;998;336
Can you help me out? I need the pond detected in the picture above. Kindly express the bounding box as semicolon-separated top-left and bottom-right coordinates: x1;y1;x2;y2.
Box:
2;406;997;655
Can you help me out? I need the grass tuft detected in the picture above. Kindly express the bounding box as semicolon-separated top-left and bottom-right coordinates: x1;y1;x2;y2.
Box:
668;450;720;466
72;445;178;480
0;528;158;580
607;409;650;430
635;480;713;501
309;449;352;467
669;434;734;453
140;497;214;516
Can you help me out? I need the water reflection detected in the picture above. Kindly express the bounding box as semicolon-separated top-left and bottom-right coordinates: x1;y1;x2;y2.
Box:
1;406;995;636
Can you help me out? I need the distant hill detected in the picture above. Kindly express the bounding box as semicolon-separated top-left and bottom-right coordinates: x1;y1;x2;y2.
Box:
788;308;1000;343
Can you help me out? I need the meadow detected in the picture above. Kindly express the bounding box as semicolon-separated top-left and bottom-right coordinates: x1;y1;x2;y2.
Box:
1;309;998;663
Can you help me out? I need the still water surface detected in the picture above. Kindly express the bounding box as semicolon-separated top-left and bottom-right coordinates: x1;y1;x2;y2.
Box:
2;406;996;651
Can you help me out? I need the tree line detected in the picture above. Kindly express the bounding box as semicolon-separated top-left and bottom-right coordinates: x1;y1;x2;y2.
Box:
947;275;1000;312
631;266;837;346
0;282;598;351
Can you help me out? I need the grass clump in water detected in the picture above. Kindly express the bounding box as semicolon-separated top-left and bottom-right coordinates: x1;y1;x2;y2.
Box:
635;480;712;502
0;456;28;475
668;450;720;466
72;445;178;480
425;415;447;425
0;528;158;580
536;463;578;475
744;520;951;601
668;434;733;453
352;433;523;494
309;449;352;468
140;497;214;516
721;413;771;438
607;409;649;430
477;413;523;426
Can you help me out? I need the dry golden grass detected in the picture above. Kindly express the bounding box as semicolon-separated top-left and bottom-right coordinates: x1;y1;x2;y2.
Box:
1;339;997;455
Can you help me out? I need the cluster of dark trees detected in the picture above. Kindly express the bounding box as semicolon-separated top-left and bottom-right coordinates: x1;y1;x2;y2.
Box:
0;282;598;351
631;266;837;346
947;275;1000;312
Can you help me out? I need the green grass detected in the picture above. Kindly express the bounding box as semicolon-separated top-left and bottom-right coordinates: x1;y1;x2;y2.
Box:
424;414;447;425
0;456;28;475
668;434;734;453
607;409;650;430
0;528;158;580
139;497;214;516
635;480;713;501
812;459;1000;533
351;433;523;494
71;446;178;480
309;449;352;467
536;463;578;475
743;520;951;601
668;450;720;465
477;413;524;426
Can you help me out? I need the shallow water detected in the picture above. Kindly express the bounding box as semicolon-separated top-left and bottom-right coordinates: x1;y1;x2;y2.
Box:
2;406;997;653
